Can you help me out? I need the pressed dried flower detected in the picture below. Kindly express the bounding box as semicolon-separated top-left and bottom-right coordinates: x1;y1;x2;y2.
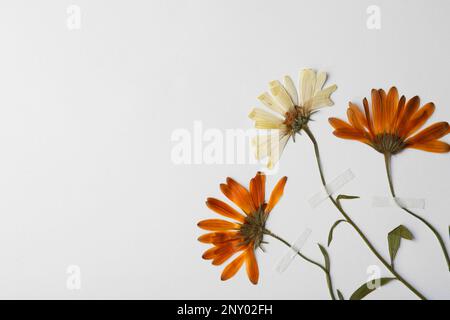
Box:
329;87;450;154
329;86;450;272
249;69;337;168
197;172;287;284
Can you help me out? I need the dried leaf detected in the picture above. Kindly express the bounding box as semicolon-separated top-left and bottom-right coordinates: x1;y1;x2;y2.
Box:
350;277;396;300
336;194;360;200
318;244;330;271
388;225;414;267
327;219;346;246
336;194;359;209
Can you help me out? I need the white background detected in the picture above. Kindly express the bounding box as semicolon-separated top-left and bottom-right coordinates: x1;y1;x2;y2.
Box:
0;0;448;299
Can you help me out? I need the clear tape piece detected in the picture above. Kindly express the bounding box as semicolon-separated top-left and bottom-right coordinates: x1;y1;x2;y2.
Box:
308;169;355;208
372;196;426;209
275;228;312;274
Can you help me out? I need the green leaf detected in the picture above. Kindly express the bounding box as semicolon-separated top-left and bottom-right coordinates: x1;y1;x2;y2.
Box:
337;289;345;300
388;225;414;267
349;277;396;300
327;219;346;246
336;194;359;209
318;244;330;271
336;194;360;201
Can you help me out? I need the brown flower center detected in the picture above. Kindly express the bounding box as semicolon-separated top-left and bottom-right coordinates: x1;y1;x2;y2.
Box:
283;106;312;137
372;133;406;154
239;206;268;249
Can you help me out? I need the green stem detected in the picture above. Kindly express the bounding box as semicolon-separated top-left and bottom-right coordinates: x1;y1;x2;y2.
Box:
384;153;450;271
303;126;427;300
264;229;336;300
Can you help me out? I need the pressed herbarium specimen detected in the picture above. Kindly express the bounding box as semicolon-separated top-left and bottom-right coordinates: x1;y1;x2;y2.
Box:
197;172;336;299
249;69;337;168
198;69;447;300
329;87;450;271
249;71;426;299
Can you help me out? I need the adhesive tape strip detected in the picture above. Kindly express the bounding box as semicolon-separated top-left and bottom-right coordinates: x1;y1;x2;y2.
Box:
275;228;312;274
308;169;355;208
372;196;425;209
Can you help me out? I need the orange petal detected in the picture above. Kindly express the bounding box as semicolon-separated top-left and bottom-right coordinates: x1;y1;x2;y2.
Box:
258;172;266;205
371;89;383;134
265;176;287;214
202;246;218;260
212;243;240;266
347;107;365;132
249;172;266;209
386;87;399;132
397;96;420;137
197;232;240;244
220;178;255;214
407;140;450;153
348;102;368;128
392;96;406;133
221;251;246;281
406;122;449;144
245;248;259;285
378;89;389;132
328;117;353;130
220;184;251;215
197;219;240;231
226;178;256;210
403;102;435;137
332;129;370;143
363;97;375;137
206;198;246;223
198;232;221;244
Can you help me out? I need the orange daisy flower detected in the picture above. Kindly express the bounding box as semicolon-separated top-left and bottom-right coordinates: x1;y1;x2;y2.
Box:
329;87;450;154
329;87;450;272
197;172;287;284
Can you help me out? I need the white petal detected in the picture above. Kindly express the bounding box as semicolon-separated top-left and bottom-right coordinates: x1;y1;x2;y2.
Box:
251;135;270;160
258;92;286;116
299;69;316;106
252;131;290;169
314;72;327;94
310;84;337;110
283;76;298;106
249;108;283;122
249;108;284;129
267;134;290;169
269;80;294;112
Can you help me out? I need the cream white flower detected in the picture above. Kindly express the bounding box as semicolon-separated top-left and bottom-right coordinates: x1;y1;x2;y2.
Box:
249;69;337;168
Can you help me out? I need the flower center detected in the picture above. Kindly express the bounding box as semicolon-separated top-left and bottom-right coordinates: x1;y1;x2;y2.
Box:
284;106;311;137
239;206;268;249
373;133;406;154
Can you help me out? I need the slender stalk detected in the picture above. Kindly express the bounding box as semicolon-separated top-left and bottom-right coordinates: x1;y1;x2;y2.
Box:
303;126;427;300
264;229;336;300
384;153;450;271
